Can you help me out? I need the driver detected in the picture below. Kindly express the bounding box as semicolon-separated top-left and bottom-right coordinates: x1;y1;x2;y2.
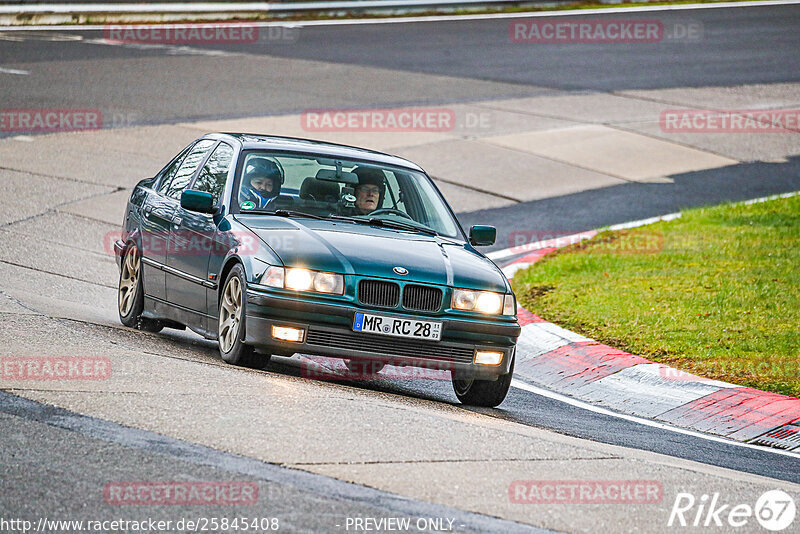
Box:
241;157;283;208
352;166;385;215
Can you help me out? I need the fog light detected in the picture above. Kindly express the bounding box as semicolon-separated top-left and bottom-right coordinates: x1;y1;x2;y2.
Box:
271;326;305;343
474;350;503;366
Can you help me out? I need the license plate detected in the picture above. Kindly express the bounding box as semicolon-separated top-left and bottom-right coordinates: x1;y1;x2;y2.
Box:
353;312;442;341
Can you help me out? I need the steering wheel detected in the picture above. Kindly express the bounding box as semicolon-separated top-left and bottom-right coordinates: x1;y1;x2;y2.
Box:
369;208;413;220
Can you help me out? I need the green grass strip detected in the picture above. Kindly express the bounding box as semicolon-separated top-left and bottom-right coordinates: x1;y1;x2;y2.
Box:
512;194;800;397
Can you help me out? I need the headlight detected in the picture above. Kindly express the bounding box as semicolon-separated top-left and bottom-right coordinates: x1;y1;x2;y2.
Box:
503;293;516;316
452;289;514;315
286;268;314;291
260;266;344;295
261;266;284;288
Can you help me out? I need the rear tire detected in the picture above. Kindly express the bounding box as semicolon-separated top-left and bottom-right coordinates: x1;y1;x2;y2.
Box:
218;264;268;368
452;355;514;408
118;243;163;333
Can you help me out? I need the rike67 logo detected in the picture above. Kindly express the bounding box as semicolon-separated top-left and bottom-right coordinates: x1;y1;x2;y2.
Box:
668;490;796;531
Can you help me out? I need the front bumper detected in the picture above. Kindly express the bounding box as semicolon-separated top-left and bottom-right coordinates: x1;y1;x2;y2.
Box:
245;288;519;380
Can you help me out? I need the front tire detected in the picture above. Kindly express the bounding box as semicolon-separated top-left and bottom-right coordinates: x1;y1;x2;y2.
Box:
218;264;267;368
452;355;514;408
118;243;163;333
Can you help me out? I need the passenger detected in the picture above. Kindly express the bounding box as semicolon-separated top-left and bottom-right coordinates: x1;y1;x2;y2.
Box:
241;158;282;208
352;167;385;215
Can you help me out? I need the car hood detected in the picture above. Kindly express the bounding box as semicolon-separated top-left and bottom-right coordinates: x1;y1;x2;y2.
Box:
236;215;508;292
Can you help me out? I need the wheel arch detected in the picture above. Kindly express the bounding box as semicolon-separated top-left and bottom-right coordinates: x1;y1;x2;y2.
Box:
217;255;245;306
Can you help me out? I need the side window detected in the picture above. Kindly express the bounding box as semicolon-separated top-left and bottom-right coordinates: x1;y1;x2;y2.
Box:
193;142;234;205
156;148;190;195
165;139;216;200
383;171;406;212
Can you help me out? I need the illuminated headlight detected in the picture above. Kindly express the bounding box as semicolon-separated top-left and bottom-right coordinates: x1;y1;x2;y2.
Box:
474;350;504;366
286;268;314;291
452;289;511;315
261;266;344;295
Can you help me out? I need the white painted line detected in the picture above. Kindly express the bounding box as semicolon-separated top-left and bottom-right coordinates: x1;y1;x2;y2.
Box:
488;230;597;262
741;190;800;205
501;261;532;279
1;0;798;31
0;67;29;75
510;378;800;459
606;212;681;231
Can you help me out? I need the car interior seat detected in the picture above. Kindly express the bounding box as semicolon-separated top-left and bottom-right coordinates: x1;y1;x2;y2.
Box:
300;175;341;203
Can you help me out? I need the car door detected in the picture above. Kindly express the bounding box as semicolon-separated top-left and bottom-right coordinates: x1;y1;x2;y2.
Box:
139;146;193;301
147;139;216;307
166;141;235;328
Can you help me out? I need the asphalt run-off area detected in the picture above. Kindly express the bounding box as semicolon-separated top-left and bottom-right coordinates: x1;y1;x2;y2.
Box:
0;2;799;533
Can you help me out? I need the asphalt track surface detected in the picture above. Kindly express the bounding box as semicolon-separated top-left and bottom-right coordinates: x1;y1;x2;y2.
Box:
2;4;800;532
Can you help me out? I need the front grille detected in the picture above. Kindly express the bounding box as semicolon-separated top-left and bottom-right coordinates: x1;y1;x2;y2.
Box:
402;284;442;312
306;328;474;364
358;279;400;308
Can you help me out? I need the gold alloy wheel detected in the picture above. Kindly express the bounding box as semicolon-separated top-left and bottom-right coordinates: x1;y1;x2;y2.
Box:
118;245;140;317
219;275;242;353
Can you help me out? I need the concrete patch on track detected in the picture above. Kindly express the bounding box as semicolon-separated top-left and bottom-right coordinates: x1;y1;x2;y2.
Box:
484;93;679;125
484;124;738;182
394;139;626;203
618;83;800;112
617;120;800;163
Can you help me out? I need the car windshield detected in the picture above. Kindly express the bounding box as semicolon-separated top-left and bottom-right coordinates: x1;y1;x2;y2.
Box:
235;151;462;239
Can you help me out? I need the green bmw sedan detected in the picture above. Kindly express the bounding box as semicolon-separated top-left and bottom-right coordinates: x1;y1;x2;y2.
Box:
115;133;520;406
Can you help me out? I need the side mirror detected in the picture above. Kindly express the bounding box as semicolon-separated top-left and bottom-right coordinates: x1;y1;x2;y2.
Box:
469;225;496;246
181;190;216;214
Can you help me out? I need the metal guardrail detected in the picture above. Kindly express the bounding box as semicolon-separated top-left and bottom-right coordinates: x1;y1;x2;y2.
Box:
0;0;558;25
0;0;544;14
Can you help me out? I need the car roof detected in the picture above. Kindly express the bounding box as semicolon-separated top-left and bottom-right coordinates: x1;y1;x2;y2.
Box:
208;133;425;172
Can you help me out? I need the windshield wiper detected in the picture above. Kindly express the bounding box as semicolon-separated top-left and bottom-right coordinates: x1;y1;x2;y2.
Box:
329;215;438;236
248;209;328;220
371;218;438;236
